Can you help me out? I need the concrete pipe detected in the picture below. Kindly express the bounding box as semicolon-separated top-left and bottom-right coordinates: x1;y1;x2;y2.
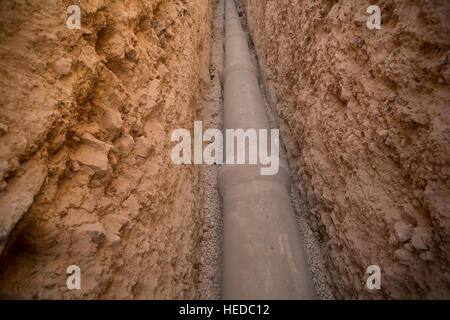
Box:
219;0;317;299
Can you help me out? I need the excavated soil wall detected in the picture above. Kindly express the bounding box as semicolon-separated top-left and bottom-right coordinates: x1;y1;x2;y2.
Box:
0;0;213;299
238;0;450;299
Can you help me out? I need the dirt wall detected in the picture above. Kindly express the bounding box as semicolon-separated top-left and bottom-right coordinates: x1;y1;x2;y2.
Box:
238;0;450;299
0;0;213;299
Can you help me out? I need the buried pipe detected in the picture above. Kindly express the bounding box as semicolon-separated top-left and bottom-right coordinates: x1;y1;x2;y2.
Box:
219;0;316;299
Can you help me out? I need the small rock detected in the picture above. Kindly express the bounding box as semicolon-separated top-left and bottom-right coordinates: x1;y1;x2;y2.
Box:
377;130;389;143
122;195;140;219
395;248;414;265
339;86;351;103
419;251;435;262
404;242;414;252
117;134;134;158
100;107;122;138
0;123;8;136
125;46;139;62
103;214;128;235
91;230;105;244
389;234;398;246
70;160;80;172
394;222;414;242
132;120;145;136
71;133;112;173
411;227;434;250
203;230;211;240
0;160;47;255
80;223;106;244
135;136;154;158
50;57;72;77
43;280;56;289
108;234;122;248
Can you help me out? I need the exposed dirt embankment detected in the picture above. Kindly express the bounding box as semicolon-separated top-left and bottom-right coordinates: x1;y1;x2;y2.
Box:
238;0;450;299
0;0;213;299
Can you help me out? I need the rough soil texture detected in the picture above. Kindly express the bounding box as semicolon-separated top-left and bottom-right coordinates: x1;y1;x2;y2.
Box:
238;0;450;299
197;0;224;300
0;0;214;299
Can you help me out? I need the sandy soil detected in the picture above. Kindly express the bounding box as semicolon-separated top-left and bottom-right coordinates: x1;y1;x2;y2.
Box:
0;0;214;299
238;0;450;299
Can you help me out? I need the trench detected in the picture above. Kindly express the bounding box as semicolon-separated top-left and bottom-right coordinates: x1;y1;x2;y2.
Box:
220;0;316;299
0;0;448;300
232;2;335;299
197;0;333;299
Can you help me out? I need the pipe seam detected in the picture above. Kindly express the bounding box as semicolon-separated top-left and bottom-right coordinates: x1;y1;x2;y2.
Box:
223;63;258;80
